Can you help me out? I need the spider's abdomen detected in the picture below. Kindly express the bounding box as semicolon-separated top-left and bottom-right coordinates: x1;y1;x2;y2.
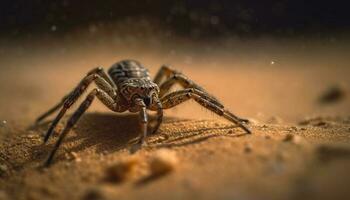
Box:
108;60;151;84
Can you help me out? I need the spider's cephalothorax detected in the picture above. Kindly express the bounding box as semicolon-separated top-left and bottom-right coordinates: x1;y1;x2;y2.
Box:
108;60;160;112
35;59;251;166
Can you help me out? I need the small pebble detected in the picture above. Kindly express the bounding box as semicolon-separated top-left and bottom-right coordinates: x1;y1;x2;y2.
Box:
244;144;252;153
267;116;283;124
247;118;260;125
283;134;293;141
283;134;302;144
262;125;268;129
26;134;39;139
83;188;106;200
105;157;140;182
318;85;345;104
315;121;327;127
150;149;178;176
287;126;298;132
0;164;8;175
70;152;82;162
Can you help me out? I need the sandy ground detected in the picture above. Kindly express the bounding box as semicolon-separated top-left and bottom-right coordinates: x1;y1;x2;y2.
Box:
0;31;350;200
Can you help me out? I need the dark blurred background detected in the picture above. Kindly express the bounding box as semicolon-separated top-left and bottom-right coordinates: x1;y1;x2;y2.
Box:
1;0;349;39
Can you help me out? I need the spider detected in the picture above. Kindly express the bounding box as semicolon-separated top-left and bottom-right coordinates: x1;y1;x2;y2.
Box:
36;60;251;166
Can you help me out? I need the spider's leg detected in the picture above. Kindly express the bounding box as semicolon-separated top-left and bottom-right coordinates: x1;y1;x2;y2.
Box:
139;106;148;145
155;66;227;108
159;74;224;105
87;67;116;88
161;89;251;134
158;73;207;97
35;94;69;124
44;88;122;166
158;70;249;123
149;100;163;135
153;65;179;85
43;74;117;143
127;98;149;147
35;67;114;125
44;89;97;166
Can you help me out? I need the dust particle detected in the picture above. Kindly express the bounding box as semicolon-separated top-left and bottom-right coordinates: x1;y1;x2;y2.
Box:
0;120;6;127
0;120;7;134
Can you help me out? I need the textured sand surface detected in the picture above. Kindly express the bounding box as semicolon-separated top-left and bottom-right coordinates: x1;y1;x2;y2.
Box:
0;34;350;200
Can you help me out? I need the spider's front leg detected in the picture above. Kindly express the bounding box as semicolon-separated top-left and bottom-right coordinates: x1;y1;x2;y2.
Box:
35;67;115;125
139;106;148;145
45;88;123;166
38;67;118;143
147;98;163;135
129;99;149;150
161;88;251;134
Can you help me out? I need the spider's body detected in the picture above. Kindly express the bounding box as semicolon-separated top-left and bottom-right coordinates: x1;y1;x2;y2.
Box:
108;60;159;111
36;59;251;166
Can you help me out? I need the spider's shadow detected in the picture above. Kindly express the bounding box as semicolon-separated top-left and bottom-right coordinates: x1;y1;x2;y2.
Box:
30;113;246;166
34;113;187;156
44;113;178;155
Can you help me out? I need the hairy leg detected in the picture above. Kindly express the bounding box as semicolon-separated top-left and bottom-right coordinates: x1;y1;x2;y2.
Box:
154;65;227;109
44;88;123;166
139;107;148;145
159;73;208;97
156;66;248;123
153;65;179;85
87;67;116;88
149;100;163;135
42;73;118;143
161;89;251;134
35;67;115;125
